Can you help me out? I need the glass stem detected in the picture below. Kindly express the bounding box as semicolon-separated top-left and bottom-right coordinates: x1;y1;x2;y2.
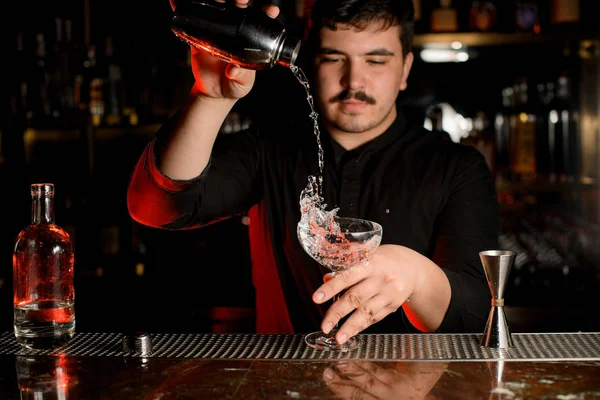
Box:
326;292;343;341
332;294;340;332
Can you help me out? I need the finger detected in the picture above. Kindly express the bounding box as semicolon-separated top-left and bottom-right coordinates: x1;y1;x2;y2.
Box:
313;267;369;305
323;367;375;400
321;283;375;334
323;273;335;283
336;296;396;344
235;0;250;8
263;4;280;18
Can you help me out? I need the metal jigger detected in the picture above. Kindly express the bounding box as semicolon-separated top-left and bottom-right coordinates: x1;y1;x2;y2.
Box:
479;250;516;348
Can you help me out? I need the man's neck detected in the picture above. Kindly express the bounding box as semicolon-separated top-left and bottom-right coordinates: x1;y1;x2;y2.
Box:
327;107;397;151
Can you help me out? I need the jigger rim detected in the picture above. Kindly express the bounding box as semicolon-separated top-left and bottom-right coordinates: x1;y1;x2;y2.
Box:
479;250;515;257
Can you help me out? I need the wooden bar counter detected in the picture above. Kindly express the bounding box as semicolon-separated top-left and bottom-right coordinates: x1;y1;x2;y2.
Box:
1;332;599;399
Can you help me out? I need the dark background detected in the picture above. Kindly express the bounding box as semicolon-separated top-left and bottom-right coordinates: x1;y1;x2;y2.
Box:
1;0;599;334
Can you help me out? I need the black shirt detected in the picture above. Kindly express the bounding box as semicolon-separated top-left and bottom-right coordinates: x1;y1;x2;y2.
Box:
129;111;499;334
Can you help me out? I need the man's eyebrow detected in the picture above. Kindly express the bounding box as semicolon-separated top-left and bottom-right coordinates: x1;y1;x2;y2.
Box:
364;48;395;56
317;47;395;56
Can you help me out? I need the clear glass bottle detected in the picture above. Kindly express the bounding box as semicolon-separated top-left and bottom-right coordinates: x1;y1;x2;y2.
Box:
13;183;75;349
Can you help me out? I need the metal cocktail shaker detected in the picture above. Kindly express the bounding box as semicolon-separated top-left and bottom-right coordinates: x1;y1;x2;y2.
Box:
172;0;301;69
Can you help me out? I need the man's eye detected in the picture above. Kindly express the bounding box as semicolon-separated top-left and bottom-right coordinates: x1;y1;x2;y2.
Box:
368;60;386;65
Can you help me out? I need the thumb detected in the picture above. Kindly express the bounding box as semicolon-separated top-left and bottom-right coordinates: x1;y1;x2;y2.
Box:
224;64;255;97
225;64;255;84
225;64;245;82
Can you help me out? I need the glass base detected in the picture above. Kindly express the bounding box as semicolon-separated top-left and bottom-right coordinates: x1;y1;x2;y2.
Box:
304;330;360;352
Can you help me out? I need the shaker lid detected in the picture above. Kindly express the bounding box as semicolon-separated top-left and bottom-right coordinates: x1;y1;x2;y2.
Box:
278;35;301;67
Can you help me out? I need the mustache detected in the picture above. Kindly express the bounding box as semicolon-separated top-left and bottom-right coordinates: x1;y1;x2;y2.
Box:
329;90;376;105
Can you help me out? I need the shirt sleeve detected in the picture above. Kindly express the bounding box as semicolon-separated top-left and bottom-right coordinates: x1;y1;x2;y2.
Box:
431;146;499;333
127;122;263;230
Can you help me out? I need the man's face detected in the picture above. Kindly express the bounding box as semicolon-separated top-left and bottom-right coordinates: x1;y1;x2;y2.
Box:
313;22;413;136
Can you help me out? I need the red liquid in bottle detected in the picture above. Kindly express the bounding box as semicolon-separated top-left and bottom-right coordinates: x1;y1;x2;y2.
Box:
13;184;75;349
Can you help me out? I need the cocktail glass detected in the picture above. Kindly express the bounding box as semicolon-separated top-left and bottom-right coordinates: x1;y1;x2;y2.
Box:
297;216;383;351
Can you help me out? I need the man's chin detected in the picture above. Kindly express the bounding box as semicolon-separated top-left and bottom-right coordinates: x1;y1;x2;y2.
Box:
334;119;374;134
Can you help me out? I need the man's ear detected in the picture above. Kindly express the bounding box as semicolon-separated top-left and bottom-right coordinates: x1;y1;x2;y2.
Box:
399;52;414;92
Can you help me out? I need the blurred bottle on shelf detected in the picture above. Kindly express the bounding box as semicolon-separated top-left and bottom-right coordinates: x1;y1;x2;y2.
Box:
74;45;93;118
515;0;540;33
547;71;580;182
549;0;580;33
88;44;105;127
494;87;514;181
510;77;537;181
430;0;458;32
11;32;29;123
57;19;75;114
493;63;585;187
534;81;552;180
25;33;52;127
58;18;88;126
461;111;495;174
103;36;124;127
469;0;497;32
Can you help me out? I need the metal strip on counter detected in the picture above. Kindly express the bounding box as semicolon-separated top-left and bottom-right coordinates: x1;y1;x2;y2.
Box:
1;332;599;361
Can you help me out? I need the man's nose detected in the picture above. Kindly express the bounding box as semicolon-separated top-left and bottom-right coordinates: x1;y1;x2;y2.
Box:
341;61;366;91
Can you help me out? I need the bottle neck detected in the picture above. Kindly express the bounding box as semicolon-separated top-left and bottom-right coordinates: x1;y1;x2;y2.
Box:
32;196;54;224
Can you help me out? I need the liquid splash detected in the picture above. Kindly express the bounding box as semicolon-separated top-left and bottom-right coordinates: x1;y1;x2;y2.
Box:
290;64;324;194
290;64;352;268
297;179;378;270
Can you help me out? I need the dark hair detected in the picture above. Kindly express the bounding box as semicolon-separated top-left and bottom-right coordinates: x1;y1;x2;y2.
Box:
303;0;415;61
